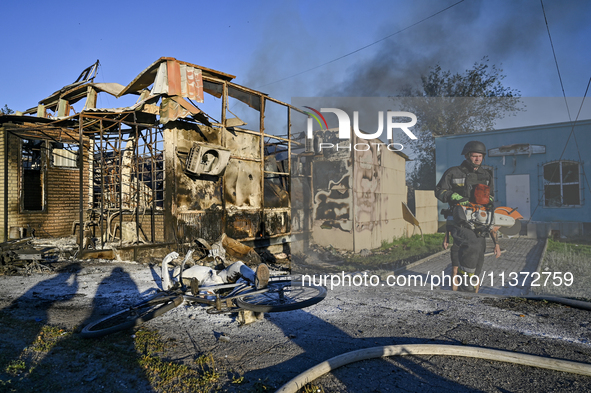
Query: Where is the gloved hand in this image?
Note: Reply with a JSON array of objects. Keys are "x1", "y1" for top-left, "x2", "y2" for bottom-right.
[{"x1": 451, "y1": 193, "x2": 470, "y2": 206}]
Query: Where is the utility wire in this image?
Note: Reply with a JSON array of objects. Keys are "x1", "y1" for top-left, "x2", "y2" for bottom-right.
[
  {"x1": 527, "y1": 0, "x2": 590, "y2": 223},
  {"x1": 257, "y1": 0, "x2": 466, "y2": 89},
  {"x1": 540, "y1": 0, "x2": 571, "y2": 122}
]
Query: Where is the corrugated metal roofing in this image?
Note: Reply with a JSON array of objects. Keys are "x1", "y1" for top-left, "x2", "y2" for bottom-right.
[{"x1": 118, "y1": 57, "x2": 232, "y2": 98}]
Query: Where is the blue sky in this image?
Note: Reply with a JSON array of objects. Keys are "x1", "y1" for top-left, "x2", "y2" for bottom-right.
[{"x1": 1, "y1": 0, "x2": 590, "y2": 116}]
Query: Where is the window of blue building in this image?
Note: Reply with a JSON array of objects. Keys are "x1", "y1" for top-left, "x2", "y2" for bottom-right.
[{"x1": 542, "y1": 160, "x2": 581, "y2": 207}]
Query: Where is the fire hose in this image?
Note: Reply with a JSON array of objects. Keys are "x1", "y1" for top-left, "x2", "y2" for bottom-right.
[{"x1": 276, "y1": 344, "x2": 591, "y2": 393}]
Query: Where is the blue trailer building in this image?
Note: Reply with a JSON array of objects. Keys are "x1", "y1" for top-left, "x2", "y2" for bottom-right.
[{"x1": 435, "y1": 119, "x2": 591, "y2": 238}]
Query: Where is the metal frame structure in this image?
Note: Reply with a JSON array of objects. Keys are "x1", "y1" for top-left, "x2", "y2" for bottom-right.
[{"x1": 0, "y1": 58, "x2": 311, "y2": 255}]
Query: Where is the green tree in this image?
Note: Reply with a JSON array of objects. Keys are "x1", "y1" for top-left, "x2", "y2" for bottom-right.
[
  {"x1": 403, "y1": 57, "x2": 522, "y2": 195},
  {"x1": 1, "y1": 104, "x2": 14, "y2": 115}
]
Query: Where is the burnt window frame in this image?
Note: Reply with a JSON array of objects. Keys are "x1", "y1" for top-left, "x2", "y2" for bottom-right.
[
  {"x1": 20, "y1": 138, "x2": 47, "y2": 213},
  {"x1": 50, "y1": 142, "x2": 80, "y2": 169},
  {"x1": 542, "y1": 160, "x2": 582, "y2": 208}
]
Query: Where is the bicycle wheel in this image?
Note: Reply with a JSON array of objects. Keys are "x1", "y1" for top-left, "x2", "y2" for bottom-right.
[
  {"x1": 80, "y1": 295, "x2": 183, "y2": 338},
  {"x1": 235, "y1": 281, "x2": 326, "y2": 313}
]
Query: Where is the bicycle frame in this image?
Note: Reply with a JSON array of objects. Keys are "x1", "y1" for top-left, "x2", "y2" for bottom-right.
[
  {"x1": 81, "y1": 251, "x2": 325, "y2": 338},
  {"x1": 170, "y1": 249, "x2": 281, "y2": 312},
  {"x1": 167, "y1": 266, "x2": 290, "y2": 314},
  {"x1": 183, "y1": 282, "x2": 272, "y2": 313}
]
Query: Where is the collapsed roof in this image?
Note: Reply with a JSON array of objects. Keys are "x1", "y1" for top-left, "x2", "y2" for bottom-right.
[{"x1": 14, "y1": 57, "x2": 299, "y2": 129}]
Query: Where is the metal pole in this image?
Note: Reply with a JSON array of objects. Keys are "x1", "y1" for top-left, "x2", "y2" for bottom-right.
[
  {"x1": 78, "y1": 114, "x2": 84, "y2": 253},
  {"x1": 287, "y1": 107, "x2": 291, "y2": 207},
  {"x1": 4, "y1": 128, "x2": 8, "y2": 242},
  {"x1": 260, "y1": 97, "x2": 265, "y2": 238},
  {"x1": 100, "y1": 120, "x2": 104, "y2": 249},
  {"x1": 150, "y1": 127, "x2": 155, "y2": 243},
  {"x1": 134, "y1": 114, "x2": 140, "y2": 244},
  {"x1": 118, "y1": 122, "x2": 123, "y2": 247},
  {"x1": 221, "y1": 82, "x2": 228, "y2": 235}
]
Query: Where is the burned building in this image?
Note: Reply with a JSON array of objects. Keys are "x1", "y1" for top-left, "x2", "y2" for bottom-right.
[
  {"x1": 0, "y1": 58, "x2": 438, "y2": 262},
  {"x1": 0, "y1": 58, "x2": 306, "y2": 259}
]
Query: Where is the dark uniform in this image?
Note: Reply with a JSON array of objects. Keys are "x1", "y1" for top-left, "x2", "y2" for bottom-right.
[{"x1": 435, "y1": 158, "x2": 494, "y2": 290}]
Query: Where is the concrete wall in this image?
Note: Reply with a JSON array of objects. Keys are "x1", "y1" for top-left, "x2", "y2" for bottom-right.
[
  {"x1": 308, "y1": 130, "x2": 411, "y2": 251},
  {"x1": 353, "y1": 139, "x2": 409, "y2": 251},
  {"x1": 414, "y1": 190, "x2": 439, "y2": 235}
]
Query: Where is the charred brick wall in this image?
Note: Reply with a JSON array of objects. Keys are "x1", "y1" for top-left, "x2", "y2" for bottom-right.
[{"x1": 1, "y1": 131, "x2": 90, "y2": 239}]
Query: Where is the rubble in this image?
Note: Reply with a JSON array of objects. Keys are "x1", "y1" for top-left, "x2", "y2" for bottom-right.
[{"x1": 0, "y1": 238, "x2": 57, "y2": 275}]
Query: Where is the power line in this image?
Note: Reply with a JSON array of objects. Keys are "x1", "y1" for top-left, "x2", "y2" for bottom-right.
[
  {"x1": 527, "y1": 0, "x2": 590, "y2": 223},
  {"x1": 540, "y1": 0, "x2": 571, "y2": 121},
  {"x1": 256, "y1": 0, "x2": 466, "y2": 89}
]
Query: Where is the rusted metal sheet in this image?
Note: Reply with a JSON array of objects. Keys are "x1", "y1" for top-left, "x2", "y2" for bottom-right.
[
  {"x1": 91, "y1": 83, "x2": 126, "y2": 97},
  {"x1": 188, "y1": 67, "x2": 204, "y2": 102},
  {"x1": 119, "y1": 57, "x2": 233, "y2": 98},
  {"x1": 159, "y1": 97, "x2": 181, "y2": 124},
  {"x1": 167, "y1": 60, "x2": 182, "y2": 96},
  {"x1": 180, "y1": 64, "x2": 188, "y2": 97},
  {"x1": 171, "y1": 96, "x2": 201, "y2": 115},
  {"x1": 118, "y1": 59, "x2": 163, "y2": 97},
  {"x1": 160, "y1": 97, "x2": 195, "y2": 124},
  {"x1": 181, "y1": 65, "x2": 204, "y2": 103}
]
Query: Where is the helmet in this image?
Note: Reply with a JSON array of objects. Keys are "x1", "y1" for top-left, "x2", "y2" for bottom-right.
[{"x1": 461, "y1": 141, "x2": 486, "y2": 156}]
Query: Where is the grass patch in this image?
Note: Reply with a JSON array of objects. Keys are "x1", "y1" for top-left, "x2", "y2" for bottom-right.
[
  {"x1": 299, "y1": 383, "x2": 325, "y2": 392},
  {"x1": 342, "y1": 233, "x2": 446, "y2": 270},
  {"x1": 546, "y1": 238, "x2": 591, "y2": 256},
  {"x1": 138, "y1": 349, "x2": 220, "y2": 392},
  {"x1": 0, "y1": 312, "x2": 228, "y2": 392},
  {"x1": 533, "y1": 238, "x2": 591, "y2": 301}
]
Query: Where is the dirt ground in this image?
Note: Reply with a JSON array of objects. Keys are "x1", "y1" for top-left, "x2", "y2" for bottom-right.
[{"x1": 1, "y1": 257, "x2": 591, "y2": 392}]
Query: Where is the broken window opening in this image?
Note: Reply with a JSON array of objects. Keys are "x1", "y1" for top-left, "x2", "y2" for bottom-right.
[
  {"x1": 288, "y1": 110, "x2": 312, "y2": 154},
  {"x1": 228, "y1": 85, "x2": 261, "y2": 111},
  {"x1": 92, "y1": 128, "x2": 165, "y2": 212},
  {"x1": 263, "y1": 99, "x2": 290, "y2": 139},
  {"x1": 51, "y1": 142, "x2": 79, "y2": 168},
  {"x1": 226, "y1": 95, "x2": 260, "y2": 132},
  {"x1": 264, "y1": 137, "x2": 290, "y2": 208},
  {"x1": 21, "y1": 139, "x2": 45, "y2": 212},
  {"x1": 136, "y1": 128, "x2": 165, "y2": 209}
]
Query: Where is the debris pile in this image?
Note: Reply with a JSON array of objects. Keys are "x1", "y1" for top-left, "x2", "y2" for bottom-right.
[
  {"x1": 169, "y1": 234, "x2": 290, "y2": 272},
  {"x1": 0, "y1": 238, "x2": 59, "y2": 275}
]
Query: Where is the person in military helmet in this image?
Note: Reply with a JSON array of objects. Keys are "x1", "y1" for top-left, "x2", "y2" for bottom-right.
[{"x1": 435, "y1": 140, "x2": 501, "y2": 292}]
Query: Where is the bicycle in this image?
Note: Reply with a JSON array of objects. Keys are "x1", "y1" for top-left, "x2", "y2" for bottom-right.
[{"x1": 80, "y1": 251, "x2": 326, "y2": 338}]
